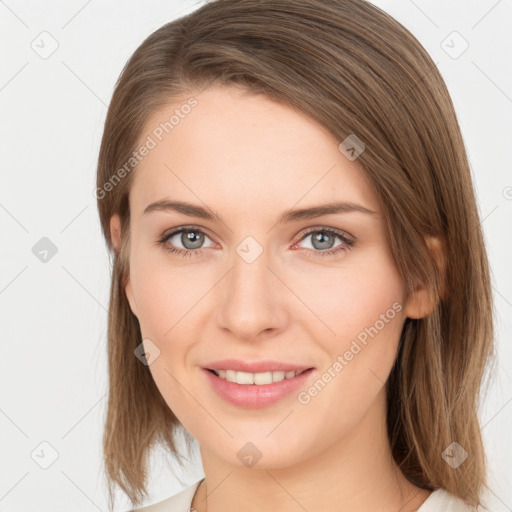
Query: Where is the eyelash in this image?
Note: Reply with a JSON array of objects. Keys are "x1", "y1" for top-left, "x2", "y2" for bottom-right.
[{"x1": 157, "y1": 225, "x2": 355, "y2": 259}]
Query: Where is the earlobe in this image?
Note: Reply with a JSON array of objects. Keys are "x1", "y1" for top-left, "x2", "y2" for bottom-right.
[{"x1": 404, "y1": 235, "x2": 446, "y2": 319}]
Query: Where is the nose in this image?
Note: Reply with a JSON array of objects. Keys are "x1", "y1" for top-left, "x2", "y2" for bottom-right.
[{"x1": 215, "y1": 246, "x2": 290, "y2": 341}]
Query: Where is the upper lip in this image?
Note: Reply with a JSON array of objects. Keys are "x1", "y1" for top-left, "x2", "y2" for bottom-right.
[{"x1": 204, "y1": 359, "x2": 314, "y2": 373}]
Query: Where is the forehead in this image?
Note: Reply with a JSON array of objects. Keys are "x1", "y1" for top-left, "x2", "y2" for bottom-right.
[{"x1": 129, "y1": 85, "x2": 379, "y2": 218}]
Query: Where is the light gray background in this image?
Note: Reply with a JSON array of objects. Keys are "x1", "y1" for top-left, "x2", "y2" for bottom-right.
[{"x1": 1, "y1": 0, "x2": 511, "y2": 510}]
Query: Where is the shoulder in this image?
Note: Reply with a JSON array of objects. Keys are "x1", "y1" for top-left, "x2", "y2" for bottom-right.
[
  {"x1": 130, "y1": 478, "x2": 204, "y2": 512},
  {"x1": 418, "y1": 489, "x2": 482, "y2": 511}
]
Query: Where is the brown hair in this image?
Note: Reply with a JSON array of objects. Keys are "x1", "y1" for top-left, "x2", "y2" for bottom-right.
[{"x1": 96, "y1": 0, "x2": 495, "y2": 509}]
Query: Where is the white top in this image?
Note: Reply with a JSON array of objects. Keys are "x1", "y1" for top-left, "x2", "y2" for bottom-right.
[{"x1": 132, "y1": 478, "x2": 479, "y2": 511}]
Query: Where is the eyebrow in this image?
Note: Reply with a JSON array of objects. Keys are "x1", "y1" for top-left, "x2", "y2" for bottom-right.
[{"x1": 143, "y1": 199, "x2": 377, "y2": 223}]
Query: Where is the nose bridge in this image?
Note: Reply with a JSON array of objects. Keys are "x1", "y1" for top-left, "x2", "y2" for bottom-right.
[{"x1": 216, "y1": 235, "x2": 287, "y2": 339}]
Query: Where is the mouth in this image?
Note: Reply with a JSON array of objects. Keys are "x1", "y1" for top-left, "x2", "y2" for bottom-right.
[
  {"x1": 202, "y1": 366, "x2": 316, "y2": 409},
  {"x1": 205, "y1": 367, "x2": 313, "y2": 385}
]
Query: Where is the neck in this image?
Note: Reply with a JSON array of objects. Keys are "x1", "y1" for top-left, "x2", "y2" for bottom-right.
[{"x1": 191, "y1": 388, "x2": 431, "y2": 512}]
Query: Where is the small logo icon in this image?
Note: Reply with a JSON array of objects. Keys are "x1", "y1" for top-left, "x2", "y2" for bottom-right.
[
  {"x1": 237, "y1": 442, "x2": 263, "y2": 468},
  {"x1": 441, "y1": 31, "x2": 469, "y2": 60},
  {"x1": 31, "y1": 441, "x2": 59, "y2": 469},
  {"x1": 338, "y1": 134, "x2": 365, "y2": 161},
  {"x1": 236, "y1": 236, "x2": 263, "y2": 264},
  {"x1": 31, "y1": 31, "x2": 59, "y2": 59},
  {"x1": 32, "y1": 237, "x2": 58, "y2": 263},
  {"x1": 442, "y1": 441, "x2": 468, "y2": 469},
  {"x1": 134, "y1": 338, "x2": 161, "y2": 365}
]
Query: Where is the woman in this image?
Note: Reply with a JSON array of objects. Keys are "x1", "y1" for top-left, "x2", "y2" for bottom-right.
[{"x1": 96, "y1": 1, "x2": 495, "y2": 510}]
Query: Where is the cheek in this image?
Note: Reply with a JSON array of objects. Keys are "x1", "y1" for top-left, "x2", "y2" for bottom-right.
[
  {"x1": 289, "y1": 253, "x2": 405, "y2": 346},
  {"x1": 129, "y1": 252, "x2": 200, "y2": 427},
  {"x1": 129, "y1": 249, "x2": 197, "y2": 339},
  {"x1": 293, "y1": 257, "x2": 405, "y2": 406},
  {"x1": 329, "y1": 275, "x2": 404, "y2": 358}
]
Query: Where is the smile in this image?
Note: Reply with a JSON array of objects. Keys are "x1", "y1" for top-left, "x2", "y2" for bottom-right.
[
  {"x1": 203, "y1": 367, "x2": 315, "y2": 409},
  {"x1": 207, "y1": 368, "x2": 309, "y2": 385}
]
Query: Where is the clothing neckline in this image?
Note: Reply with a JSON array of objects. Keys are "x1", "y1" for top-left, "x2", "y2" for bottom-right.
[{"x1": 188, "y1": 479, "x2": 465, "y2": 512}]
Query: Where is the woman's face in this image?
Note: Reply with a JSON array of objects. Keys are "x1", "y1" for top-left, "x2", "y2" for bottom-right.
[{"x1": 114, "y1": 84, "x2": 421, "y2": 469}]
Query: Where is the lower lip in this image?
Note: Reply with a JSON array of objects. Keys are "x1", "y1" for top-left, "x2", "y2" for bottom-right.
[{"x1": 202, "y1": 368, "x2": 315, "y2": 409}]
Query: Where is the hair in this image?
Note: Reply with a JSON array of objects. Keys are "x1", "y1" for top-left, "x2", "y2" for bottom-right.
[{"x1": 96, "y1": 0, "x2": 496, "y2": 509}]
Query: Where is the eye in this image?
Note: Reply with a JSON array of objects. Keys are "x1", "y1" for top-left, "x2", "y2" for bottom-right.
[
  {"x1": 294, "y1": 227, "x2": 355, "y2": 257},
  {"x1": 158, "y1": 226, "x2": 214, "y2": 258},
  {"x1": 157, "y1": 225, "x2": 355, "y2": 259}
]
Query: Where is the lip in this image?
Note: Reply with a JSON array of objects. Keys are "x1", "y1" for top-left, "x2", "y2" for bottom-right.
[
  {"x1": 204, "y1": 359, "x2": 314, "y2": 373},
  {"x1": 202, "y1": 366, "x2": 316, "y2": 409}
]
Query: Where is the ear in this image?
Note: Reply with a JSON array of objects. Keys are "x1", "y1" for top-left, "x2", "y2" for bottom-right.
[
  {"x1": 110, "y1": 213, "x2": 122, "y2": 253},
  {"x1": 109, "y1": 213, "x2": 138, "y2": 318},
  {"x1": 404, "y1": 235, "x2": 446, "y2": 319}
]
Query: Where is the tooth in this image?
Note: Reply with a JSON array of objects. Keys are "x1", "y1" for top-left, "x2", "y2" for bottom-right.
[
  {"x1": 236, "y1": 371, "x2": 254, "y2": 385},
  {"x1": 272, "y1": 371, "x2": 286, "y2": 383},
  {"x1": 226, "y1": 370, "x2": 237, "y2": 383},
  {"x1": 254, "y1": 371, "x2": 273, "y2": 385},
  {"x1": 214, "y1": 369, "x2": 306, "y2": 384}
]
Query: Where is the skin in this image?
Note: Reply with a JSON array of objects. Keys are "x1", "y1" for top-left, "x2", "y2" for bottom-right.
[{"x1": 110, "y1": 84, "x2": 442, "y2": 511}]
